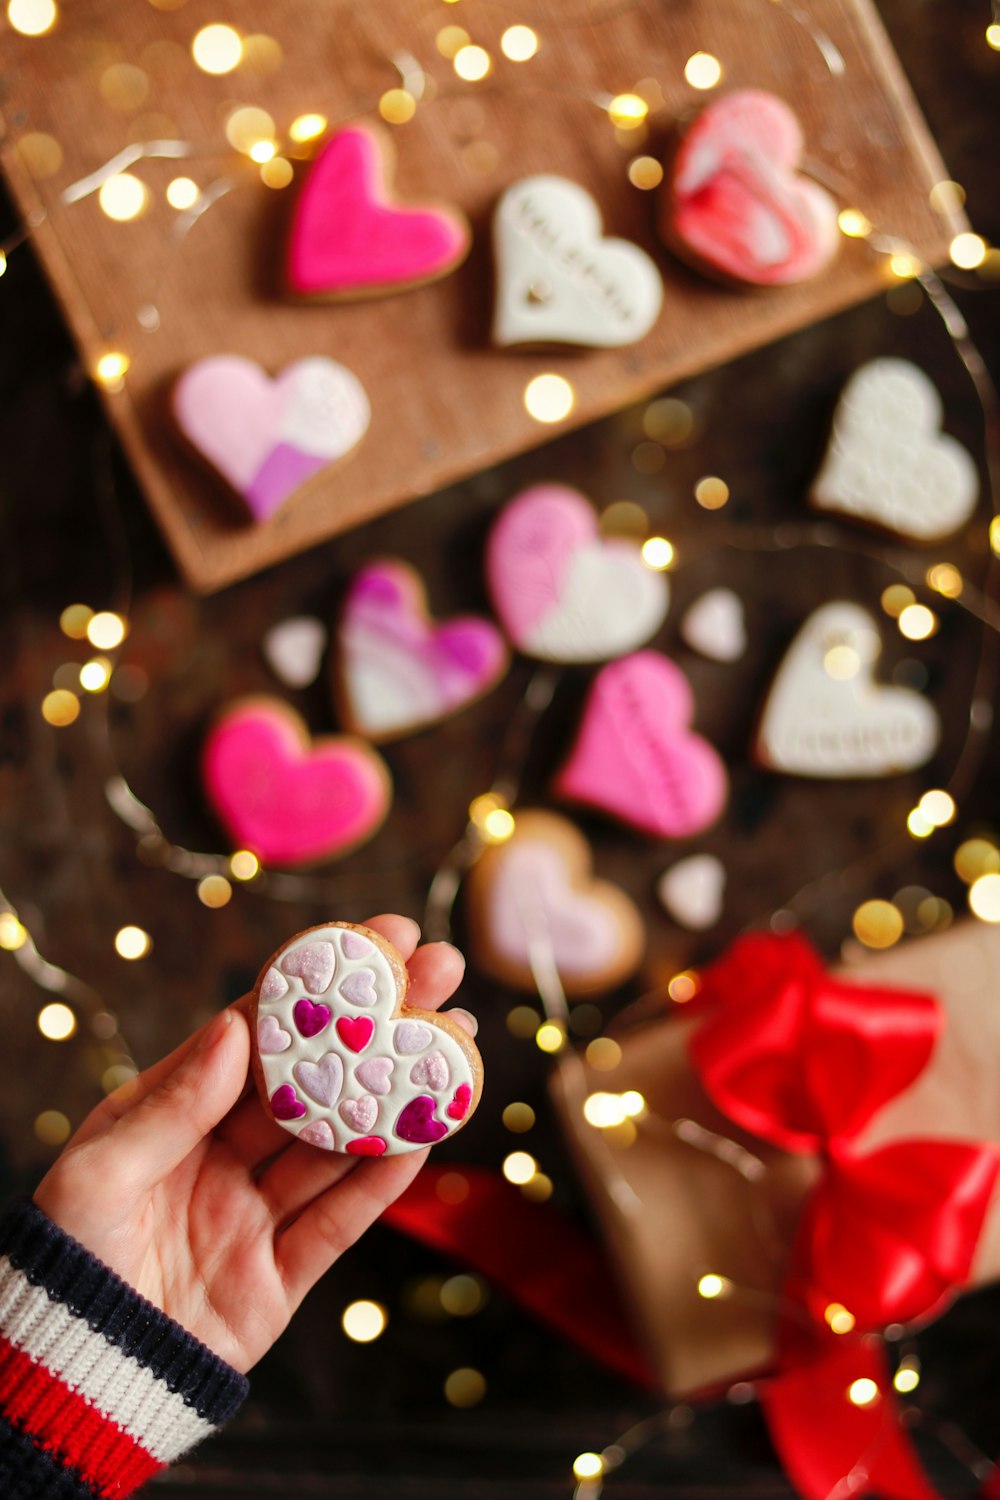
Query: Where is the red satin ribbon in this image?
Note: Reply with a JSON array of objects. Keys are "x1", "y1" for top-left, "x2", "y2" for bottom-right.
[{"x1": 689, "y1": 933, "x2": 1000, "y2": 1500}]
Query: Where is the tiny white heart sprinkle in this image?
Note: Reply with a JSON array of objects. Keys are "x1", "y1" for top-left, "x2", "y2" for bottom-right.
[
  {"x1": 657, "y1": 854, "x2": 726, "y2": 931},
  {"x1": 263, "y1": 617, "x2": 328, "y2": 688},
  {"x1": 681, "y1": 589, "x2": 746, "y2": 663}
]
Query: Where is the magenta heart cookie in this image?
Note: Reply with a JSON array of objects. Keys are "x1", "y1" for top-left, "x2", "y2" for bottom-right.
[
  {"x1": 173, "y1": 356, "x2": 370, "y2": 522},
  {"x1": 465, "y1": 809, "x2": 644, "y2": 998},
  {"x1": 486, "y1": 485, "x2": 669, "y2": 663},
  {"x1": 252, "y1": 922, "x2": 484, "y2": 1156},
  {"x1": 554, "y1": 651, "x2": 727, "y2": 839},
  {"x1": 286, "y1": 122, "x2": 471, "y2": 299},
  {"x1": 663, "y1": 90, "x2": 838, "y2": 286},
  {"x1": 201, "y1": 698, "x2": 391, "y2": 868},
  {"x1": 337, "y1": 559, "x2": 509, "y2": 741}
]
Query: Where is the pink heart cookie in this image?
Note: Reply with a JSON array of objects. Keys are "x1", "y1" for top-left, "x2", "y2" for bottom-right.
[
  {"x1": 486, "y1": 485, "x2": 669, "y2": 663},
  {"x1": 286, "y1": 122, "x2": 471, "y2": 299},
  {"x1": 337, "y1": 560, "x2": 509, "y2": 742},
  {"x1": 173, "y1": 356, "x2": 370, "y2": 523},
  {"x1": 202, "y1": 698, "x2": 391, "y2": 869},
  {"x1": 663, "y1": 90, "x2": 838, "y2": 286},
  {"x1": 465, "y1": 809, "x2": 644, "y2": 998},
  {"x1": 252, "y1": 922, "x2": 483, "y2": 1156},
  {"x1": 553, "y1": 651, "x2": 728, "y2": 839}
]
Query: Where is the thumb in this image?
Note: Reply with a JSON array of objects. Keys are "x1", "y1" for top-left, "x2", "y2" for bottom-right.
[{"x1": 104, "y1": 1007, "x2": 251, "y2": 1193}]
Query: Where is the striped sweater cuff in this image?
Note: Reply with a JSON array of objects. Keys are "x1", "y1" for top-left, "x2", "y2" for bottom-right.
[{"x1": 0, "y1": 1199, "x2": 248, "y2": 1498}]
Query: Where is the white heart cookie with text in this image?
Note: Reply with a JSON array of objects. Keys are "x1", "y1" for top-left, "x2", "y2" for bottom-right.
[
  {"x1": 493, "y1": 175, "x2": 663, "y2": 349},
  {"x1": 656, "y1": 854, "x2": 726, "y2": 930},
  {"x1": 811, "y1": 359, "x2": 979, "y2": 541},
  {"x1": 681, "y1": 589, "x2": 747, "y2": 662},
  {"x1": 756, "y1": 601, "x2": 940, "y2": 777}
]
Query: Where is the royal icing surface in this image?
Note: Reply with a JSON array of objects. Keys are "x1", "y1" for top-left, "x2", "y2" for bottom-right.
[
  {"x1": 286, "y1": 123, "x2": 470, "y2": 298},
  {"x1": 173, "y1": 356, "x2": 369, "y2": 522},
  {"x1": 492, "y1": 174, "x2": 663, "y2": 348},
  {"x1": 486, "y1": 485, "x2": 669, "y2": 663},
  {"x1": 554, "y1": 651, "x2": 727, "y2": 839},
  {"x1": 756, "y1": 602, "x2": 941, "y2": 777},
  {"x1": 202, "y1": 700, "x2": 391, "y2": 867},
  {"x1": 811, "y1": 359, "x2": 979, "y2": 541},
  {"x1": 681, "y1": 588, "x2": 747, "y2": 662},
  {"x1": 666, "y1": 90, "x2": 838, "y2": 286},
  {"x1": 255, "y1": 924, "x2": 480, "y2": 1155},
  {"x1": 338, "y1": 560, "x2": 508, "y2": 740}
]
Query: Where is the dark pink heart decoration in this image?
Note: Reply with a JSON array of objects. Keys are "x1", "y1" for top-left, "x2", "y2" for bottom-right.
[
  {"x1": 293, "y1": 998, "x2": 332, "y2": 1039},
  {"x1": 395, "y1": 1095, "x2": 448, "y2": 1144},
  {"x1": 345, "y1": 1135, "x2": 387, "y2": 1157},
  {"x1": 447, "y1": 1084, "x2": 473, "y2": 1122},
  {"x1": 270, "y1": 1085, "x2": 307, "y2": 1121},
  {"x1": 336, "y1": 1015, "x2": 375, "y2": 1053}
]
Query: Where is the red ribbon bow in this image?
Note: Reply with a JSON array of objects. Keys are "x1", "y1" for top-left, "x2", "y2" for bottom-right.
[{"x1": 690, "y1": 932, "x2": 1000, "y2": 1500}]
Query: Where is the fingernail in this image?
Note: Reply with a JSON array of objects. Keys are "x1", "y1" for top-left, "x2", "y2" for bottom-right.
[
  {"x1": 197, "y1": 1008, "x2": 233, "y2": 1052},
  {"x1": 448, "y1": 1006, "x2": 478, "y2": 1038}
]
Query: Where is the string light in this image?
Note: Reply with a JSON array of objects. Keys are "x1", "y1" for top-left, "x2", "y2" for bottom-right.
[
  {"x1": 502, "y1": 1102, "x2": 535, "y2": 1132},
  {"x1": 535, "y1": 1021, "x2": 566, "y2": 1054},
  {"x1": 697, "y1": 1273, "x2": 731, "y2": 1299},
  {"x1": 847, "y1": 1378, "x2": 880, "y2": 1407},
  {"x1": 607, "y1": 93, "x2": 648, "y2": 128},
  {"x1": 0, "y1": 914, "x2": 28, "y2": 951},
  {"x1": 641, "y1": 536, "x2": 674, "y2": 569},
  {"x1": 897, "y1": 603, "x2": 938, "y2": 640},
  {"x1": 86, "y1": 611, "x2": 127, "y2": 649},
  {"x1": 893, "y1": 1361, "x2": 920, "y2": 1393},
  {"x1": 260, "y1": 157, "x2": 293, "y2": 189},
  {"x1": 288, "y1": 113, "x2": 327, "y2": 143},
  {"x1": 906, "y1": 807, "x2": 934, "y2": 839},
  {"x1": 500, "y1": 25, "x2": 539, "y2": 61},
  {"x1": 667, "y1": 970, "x2": 699, "y2": 1003},
  {"x1": 165, "y1": 176, "x2": 199, "y2": 210},
  {"x1": 443, "y1": 1368, "x2": 486, "y2": 1407},
  {"x1": 38, "y1": 1002, "x2": 76, "y2": 1041},
  {"x1": 684, "y1": 51, "x2": 723, "y2": 89},
  {"x1": 824, "y1": 645, "x2": 860, "y2": 680},
  {"x1": 506, "y1": 1005, "x2": 540, "y2": 1039},
  {"x1": 453, "y1": 44, "x2": 491, "y2": 81},
  {"x1": 573, "y1": 1454, "x2": 604, "y2": 1481},
  {"x1": 954, "y1": 839, "x2": 1000, "y2": 883},
  {"x1": 7, "y1": 0, "x2": 57, "y2": 36},
  {"x1": 225, "y1": 106, "x2": 275, "y2": 154},
  {"x1": 585, "y1": 1037, "x2": 622, "y2": 1071},
  {"x1": 968, "y1": 873, "x2": 1000, "y2": 923},
  {"x1": 34, "y1": 1110, "x2": 71, "y2": 1146},
  {"x1": 520, "y1": 1171, "x2": 553, "y2": 1202},
  {"x1": 114, "y1": 925, "x2": 151, "y2": 960},
  {"x1": 79, "y1": 657, "x2": 112, "y2": 693},
  {"x1": 926, "y1": 562, "x2": 963, "y2": 597},
  {"x1": 583, "y1": 1092, "x2": 629, "y2": 1128},
  {"x1": 341, "y1": 1300, "x2": 387, "y2": 1342},
  {"x1": 929, "y1": 180, "x2": 966, "y2": 213},
  {"x1": 987, "y1": 22, "x2": 1000, "y2": 49},
  {"x1": 197, "y1": 874, "x2": 232, "y2": 908},
  {"x1": 888, "y1": 251, "x2": 921, "y2": 279},
  {"x1": 59, "y1": 604, "x2": 93, "y2": 639},
  {"x1": 41, "y1": 689, "x2": 80, "y2": 727},
  {"x1": 502, "y1": 1151, "x2": 537, "y2": 1185},
  {"x1": 0, "y1": 251, "x2": 6, "y2": 277},
  {"x1": 94, "y1": 353, "x2": 130, "y2": 390},
  {"x1": 435, "y1": 25, "x2": 469, "y2": 57},
  {"x1": 694, "y1": 476, "x2": 729, "y2": 509},
  {"x1": 628, "y1": 155, "x2": 664, "y2": 190},
  {"x1": 918, "y1": 790, "x2": 956, "y2": 827},
  {"x1": 852, "y1": 900, "x2": 903, "y2": 949},
  {"x1": 881, "y1": 583, "x2": 915, "y2": 616},
  {"x1": 523, "y1": 373, "x2": 574, "y2": 423},
  {"x1": 229, "y1": 850, "x2": 260, "y2": 881},
  {"x1": 98, "y1": 173, "x2": 148, "y2": 222},
  {"x1": 949, "y1": 232, "x2": 988, "y2": 270},
  {"x1": 837, "y1": 208, "x2": 871, "y2": 238},
  {"x1": 249, "y1": 139, "x2": 276, "y2": 163},
  {"x1": 990, "y1": 516, "x2": 1000, "y2": 557},
  {"x1": 191, "y1": 24, "x2": 243, "y2": 74},
  {"x1": 379, "y1": 88, "x2": 416, "y2": 124},
  {"x1": 824, "y1": 1303, "x2": 856, "y2": 1334}
]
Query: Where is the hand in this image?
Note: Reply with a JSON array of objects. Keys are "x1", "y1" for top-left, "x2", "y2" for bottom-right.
[{"x1": 34, "y1": 916, "x2": 468, "y2": 1373}]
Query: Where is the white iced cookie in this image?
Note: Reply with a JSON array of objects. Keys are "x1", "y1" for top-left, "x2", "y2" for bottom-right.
[
  {"x1": 811, "y1": 359, "x2": 979, "y2": 541},
  {"x1": 492, "y1": 175, "x2": 663, "y2": 348},
  {"x1": 755, "y1": 601, "x2": 940, "y2": 777},
  {"x1": 252, "y1": 922, "x2": 482, "y2": 1155}
]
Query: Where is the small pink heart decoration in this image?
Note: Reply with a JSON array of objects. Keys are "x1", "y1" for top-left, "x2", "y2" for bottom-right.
[
  {"x1": 286, "y1": 123, "x2": 471, "y2": 299},
  {"x1": 486, "y1": 485, "x2": 669, "y2": 663},
  {"x1": 663, "y1": 90, "x2": 838, "y2": 286},
  {"x1": 395, "y1": 1096, "x2": 448, "y2": 1145},
  {"x1": 554, "y1": 651, "x2": 727, "y2": 840},
  {"x1": 257, "y1": 1016, "x2": 292, "y2": 1055},
  {"x1": 293, "y1": 998, "x2": 332, "y2": 1040},
  {"x1": 173, "y1": 355, "x2": 370, "y2": 522},
  {"x1": 253, "y1": 922, "x2": 482, "y2": 1155},
  {"x1": 337, "y1": 560, "x2": 508, "y2": 741},
  {"x1": 202, "y1": 699, "x2": 391, "y2": 869},
  {"x1": 355, "y1": 1056, "x2": 394, "y2": 1095},
  {"x1": 339, "y1": 1095, "x2": 379, "y2": 1134},
  {"x1": 336, "y1": 1015, "x2": 375, "y2": 1053}
]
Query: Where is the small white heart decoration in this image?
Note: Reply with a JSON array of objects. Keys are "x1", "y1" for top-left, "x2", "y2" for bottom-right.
[
  {"x1": 263, "y1": 617, "x2": 328, "y2": 689},
  {"x1": 492, "y1": 175, "x2": 663, "y2": 349},
  {"x1": 681, "y1": 589, "x2": 747, "y2": 662},
  {"x1": 811, "y1": 358, "x2": 979, "y2": 541},
  {"x1": 656, "y1": 854, "x2": 726, "y2": 931},
  {"x1": 756, "y1": 601, "x2": 940, "y2": 777}
]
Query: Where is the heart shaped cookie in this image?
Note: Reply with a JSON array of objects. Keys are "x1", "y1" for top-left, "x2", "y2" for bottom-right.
[
  {"x1": 554, "y1": 651, "x2": 727, "y2": 839},
  {"x1": 202, "y1": 698, "x2": 391, "y2": 867},
  {"x1": 465, "y1": 809, "x2": 644, "y2": 997},
  {"x1": 755, "y1": 602, "x2": 940, "y2": 777},
  {"x1": 492, "y1": 174, "x2": 663, "y2": 348},
  {"x1": 336, "y1": 559, "x2": 509, "y2": 742},
  {"x1": 286, "y1": 122, "x2": 471, "y2": 299},
  {"x1": 252, "y1": 922, "x2": 483, "y2": 1155},
  {"x1": 486, "y1": 484, "x2": 669, "y2": 663},
  {"x1": 662, "y1": 90, "x2": 838, "y2": 286},
  {"x1": 172, "y1": 356, "x2": 370, "y2": 522},
  {"x1": 681, "y1": 588, "x2": 747, "y2": 662},
  {"x1": 810, "y1": 359, "x2": 979, "y2": 541}
]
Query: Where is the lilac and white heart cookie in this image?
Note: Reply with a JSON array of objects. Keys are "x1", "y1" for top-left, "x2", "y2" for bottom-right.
[{"x1": 252, "y1": 922, "x2": 483, "y2": 1155}]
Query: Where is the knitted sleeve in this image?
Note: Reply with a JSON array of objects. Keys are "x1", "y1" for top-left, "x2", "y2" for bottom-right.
[{"x1": 0, "y1": 1199, "x2": 249, "y2": 1499}]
